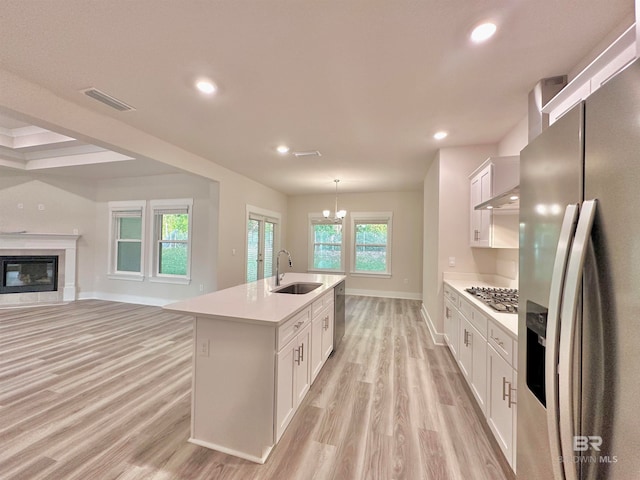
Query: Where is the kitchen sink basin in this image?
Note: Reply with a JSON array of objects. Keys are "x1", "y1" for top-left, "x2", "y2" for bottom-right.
[{"x1": 272, "y1": 282, "x2": 323, "y2": 295}]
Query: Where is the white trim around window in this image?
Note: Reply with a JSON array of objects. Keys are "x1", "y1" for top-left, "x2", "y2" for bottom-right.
[
  {"x1": 107, "y1": 200, "x2": 146, "y2": 281},
  {"x1": 148, "y1": 198, "x2": 193, "y2": 285},
  {"x1": 308, "y1": 213, "x2": 345, "y2": 273},
  {"x1": 350, "y1": 211, "x2": 393, "y2": 277}
]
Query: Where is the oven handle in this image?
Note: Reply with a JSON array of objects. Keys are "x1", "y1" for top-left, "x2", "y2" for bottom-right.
[
  {"x1": 545, "y1": 203, "x2": 579, "y2": 480},
  {"x1": 558, "y1": 199, "x2": 597, "y2": 480}
]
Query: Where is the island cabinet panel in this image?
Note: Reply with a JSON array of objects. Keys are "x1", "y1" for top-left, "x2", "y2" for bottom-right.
[
  {"x1": 311, "y1": 290, "x2": 335, "y2": 381},
  {"x1": 276, "y1": 334, "x2": 296, "y2": 439},
  {"x1": 321, "y1": 302, "x2": 334, "y2": 360},
  {"x1": 191, "y1": 316, "x2": 276, "y2": 463},
  {"x1": 164, "y1": 273, "x2": 345, "y2": 464},
  {"x1": 276, "y1": 320, "x2": 311, "y2": 440}
]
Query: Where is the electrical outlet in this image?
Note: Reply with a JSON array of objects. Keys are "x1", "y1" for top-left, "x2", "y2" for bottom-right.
[
  {"x1": 198, "y1": 339, "x2": 210, "y2": 357},
  {"x1": 199, "y1": 284, "x2": 204, "y2": 292}
]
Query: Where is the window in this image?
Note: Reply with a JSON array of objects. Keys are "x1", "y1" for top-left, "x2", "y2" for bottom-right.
[
  {"x1": 246, "y1": 206, "x2": 281, "y2": 283},
  {"x1": 309, "y1": 215, "x2": 344, "y2": 272},
  {"x1": 350, "y1": 212, "x2": 393, "y2": 276},
  {"x1": 108, "y1": 201, "x2": 146, "y2": 280},
  {"x1": 150, "y1": 199, "x2": 193, "y2": 283}
]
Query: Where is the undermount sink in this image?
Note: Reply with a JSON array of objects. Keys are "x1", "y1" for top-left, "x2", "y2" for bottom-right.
[{"x1": 272, "y1": 282, "x2": 323, "y2": 295}]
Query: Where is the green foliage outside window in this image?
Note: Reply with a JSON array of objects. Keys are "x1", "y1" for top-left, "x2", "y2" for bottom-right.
[
  {"x1": 158, "y1": 213, "x2": 189, "y2": 275},
  {"x1": 313, "y1": 224, "x2": 342, "y2": 270},
  {"x1": 355, "y1": 223, "x2": 388, "y2": 272}
]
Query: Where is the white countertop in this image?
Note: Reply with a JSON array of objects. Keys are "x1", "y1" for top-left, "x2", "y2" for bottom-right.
[
  {"x1": 163, "y1": 273, "x2": 346, "y2": 325},
  {"x1": 444, "y1": 279, "x2": 518, "y2": 337}
]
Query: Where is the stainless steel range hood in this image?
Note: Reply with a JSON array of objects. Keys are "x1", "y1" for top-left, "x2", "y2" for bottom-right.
[
  {"x1": 471, "y1": 155, "x2": 520, "y2": 211},
  {"x1": 474, "y1": 184, "x2": 520, "y2": 210}
]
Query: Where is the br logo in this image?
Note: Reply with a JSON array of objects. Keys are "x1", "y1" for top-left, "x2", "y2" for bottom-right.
[{"x1": 573, "y1": 436, "x2": 602, "y2": 452}]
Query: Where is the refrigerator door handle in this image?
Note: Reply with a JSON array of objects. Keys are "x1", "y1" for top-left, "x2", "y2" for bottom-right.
[
  {"x1": 546, "y1": 203, "x2": 579, "y2": 480},
  {"x1": 558, "y1": 199, "x2": 598, "y2": 480}
]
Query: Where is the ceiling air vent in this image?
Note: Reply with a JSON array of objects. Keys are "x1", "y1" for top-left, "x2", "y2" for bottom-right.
[
  {"x1": 293, "y1": 150, "x2": 322, "y2": 158},
  {"x1": 81, "y1": 88, "x2": 136, "y2": 112}
]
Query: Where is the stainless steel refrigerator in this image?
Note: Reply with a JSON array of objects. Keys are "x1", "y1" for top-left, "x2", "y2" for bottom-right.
[{"x1": 517, "y1": 58, "x2": 640, "y2": 479}]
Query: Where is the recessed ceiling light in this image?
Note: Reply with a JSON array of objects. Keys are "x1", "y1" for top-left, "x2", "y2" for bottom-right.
[
  {"x1": 276, "y1": 145, "x2": 290, "y2": 154},
  {"x1": 196, "y1": 80, "x2": 217, "y2": 95},
  {"x1": 470, "y1": 22, "x2": 497, "y2": 43},
  {"x1": 434, "y1": 131, "x2": 448, "y2": 140}
]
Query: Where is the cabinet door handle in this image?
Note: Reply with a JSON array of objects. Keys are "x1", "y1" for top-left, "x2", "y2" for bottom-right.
[
  {"x1": 445, "y1": 306, "x2": 450, "y2": 318},
  {"x1": 294, "y1": 347, "x2": 301, "y2": 365},
  {"x1": 502, "y1": 376, "x2": 509, "y2": 402},
  {"x1": 508, "y1": 384, "x2": 517, "y2": 409},
  {"x1": 323, "y1": 315, "x2": 329, "y2": 330},
  {"x1": 299, "y1": 343, "x2": 304, "y2": 362}
]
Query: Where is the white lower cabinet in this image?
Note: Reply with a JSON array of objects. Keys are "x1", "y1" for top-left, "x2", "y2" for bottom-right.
[
  {"x1": 276, "y1": 321, "x2": 311, "y2": 441},
  {"x1": 443, "y1": 282, "x2": 517, "y2": 471},
  {"x1": 321, "y1": 306, "x2": 334, "y2": 360},
  {"x1": 487, "y1": 343, "x2": 517, "y2": 469},
  {"x1": 186, "y1": 283, "x2": 339, "y2": 464},
  {"x1": 311, "y1": 301, "x2": 334, "y2": 381},
  {"x1": 458, "y1": 316, "x2": 488, "y2": 414},
  {"x1": 444, "y1": 298, "x2": 460, "y2": 358}
]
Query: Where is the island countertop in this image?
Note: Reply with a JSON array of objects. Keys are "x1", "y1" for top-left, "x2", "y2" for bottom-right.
[{"x1": 163, "y1": 273, "x2": 346, "y2": 325}]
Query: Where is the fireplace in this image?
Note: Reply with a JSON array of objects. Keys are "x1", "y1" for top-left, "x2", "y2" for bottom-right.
[{"x1": 1, "y1": 256, "x2": 59, "y2": 294}]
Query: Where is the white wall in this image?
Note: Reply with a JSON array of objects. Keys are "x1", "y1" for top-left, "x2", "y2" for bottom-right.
[
  {"x1": 422, "y1": 152, "x2": 440, "y2": 334},
  {"x1": 498, "y1": 115, "x2": 528, "y2": 157},
  {"x1": 0, "y1": 174, "x2": 97, "y2": 293},
  {"x1": 421, "y1": 145, "x2": 500, "y2": 338},
  {"x1": 287, "y1": 190, "x2": 423, "y2": 299},
  {"x1": 0, "y1": 68, "x2": 289, "y2": 292},
  {"x1": 90, "y1": 173, "x2": 219, "y2": 305}
]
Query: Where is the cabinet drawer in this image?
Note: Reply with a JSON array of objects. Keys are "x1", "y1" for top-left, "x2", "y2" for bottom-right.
[
  {"x1": 444, "y1": 284, "x2": 459, "y2": 307},
  {"x1": 459, "y1": 298, "x2": 487, "y2": 339},
  {"x1": 312, "y1": 290, "x2": 334, "y2": 318},
  {"x1": 469, "y1": 307, "x2": 488, "y2": 340},
  {"x1": 488, "y1": 320, "x2": 515, "y2": 367},
  {"x1": 278, "y1": 308, "x2": 310, "y2": 350}
]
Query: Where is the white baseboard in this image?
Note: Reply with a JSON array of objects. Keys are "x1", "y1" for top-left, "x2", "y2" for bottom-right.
[
  {"x1": 345, "y1": 288, "x2": 422, "y2": 301},
  {"x1": 421, "y1": 303, "x2": 445, "y2": 345},
  {"x1": 78, "y1": 291, "x2": 171, "y2": 307},
  {"x1": 187, "y1": 438, "x2": 271, "y2": 464}
]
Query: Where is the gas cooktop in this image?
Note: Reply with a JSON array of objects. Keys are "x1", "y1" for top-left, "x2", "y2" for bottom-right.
[{"x1": 465, "y1": 286, "x2": 519, "y2": 314}]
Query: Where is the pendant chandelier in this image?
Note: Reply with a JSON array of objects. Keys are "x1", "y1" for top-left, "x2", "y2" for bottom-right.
[{"x1": 323, "y1": 179, "x2": 347, "y2": 222}]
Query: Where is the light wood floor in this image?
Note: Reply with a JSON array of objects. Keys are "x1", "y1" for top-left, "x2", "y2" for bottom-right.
[{"x1": 0, "y1": 297, "x2": 512, "y2": 480}]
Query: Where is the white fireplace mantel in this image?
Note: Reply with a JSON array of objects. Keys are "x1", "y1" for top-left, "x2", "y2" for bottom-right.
[{"x1": 0, "y1": 233, "x2": 81, "y2": 301}]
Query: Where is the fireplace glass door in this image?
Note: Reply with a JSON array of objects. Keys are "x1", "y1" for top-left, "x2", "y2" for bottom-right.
[{"x1": 1, "y1": 256, "x2": 59, "y2": 294}]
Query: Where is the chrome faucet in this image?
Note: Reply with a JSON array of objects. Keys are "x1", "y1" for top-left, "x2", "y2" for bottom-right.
[{"x1": 275, "y1": 249, "x2": 293, "y2": 286}]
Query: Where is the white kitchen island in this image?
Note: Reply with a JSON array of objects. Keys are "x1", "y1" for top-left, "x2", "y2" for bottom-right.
[{"x1": 163, "y1": 273, "x2": 345, "y2": 463}]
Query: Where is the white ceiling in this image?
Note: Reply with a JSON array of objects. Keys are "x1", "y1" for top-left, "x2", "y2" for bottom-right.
[{"x1": 0, "y1": 0, "x2": 634, "y2": 194}]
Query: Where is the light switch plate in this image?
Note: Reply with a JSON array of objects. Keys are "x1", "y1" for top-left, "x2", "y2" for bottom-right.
[{"x1": 448, "y1": 256, "x2": 456, "y2": 267}]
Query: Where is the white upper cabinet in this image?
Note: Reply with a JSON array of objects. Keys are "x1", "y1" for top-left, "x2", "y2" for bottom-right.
[
  {"x1": 545, "y1": 24, "x2": 636, "y2": 125},
  {"x1": 469, "y1": 156, "x2": 519, "y2": 249},
  {"x1": 470, "y1": 164, "x2": 492, "y2": 247}
]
